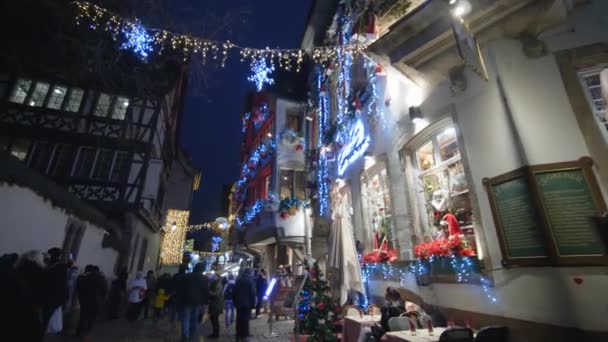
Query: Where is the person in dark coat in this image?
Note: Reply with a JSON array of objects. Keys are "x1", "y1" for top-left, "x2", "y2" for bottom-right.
[
  {"x1": 12, "y1": 251, "x2": 46, "y2": 342},
  {"x1": 76, "y1": 265, "x2": 107, "y2": 338},
  {"x1": 233, "y1": 269, "x2": 256, "y2": 341},
  {"x1": 107, "y1": 269, "x2": 128, "y2": 320},
  {"x1": 255, "y1": 269, "x2": 268, "y2": 317},
  {"x1": 178, "y1": 263, "x2": 209, "y2": 341},
  {"x1": 42, "y1": 247, "x2": 69, "y2": 329},
  {"x1": 169, "y1": 264, "x2": 188, "y2": 325},
  {"x1": 207, "y1": 274, "x2": 224, "y2": 338}
]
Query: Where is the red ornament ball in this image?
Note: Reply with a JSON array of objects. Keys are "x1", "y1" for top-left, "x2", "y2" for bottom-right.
[
  {"x1": 296, "y1": 144, "x2": 303, "y2": 151},
  {"x1": 280, "y1": 212, "x2": 289, "y2": 219},
  {"x1": 317, "y1": 302, "x2": 326, "y2": 310}
]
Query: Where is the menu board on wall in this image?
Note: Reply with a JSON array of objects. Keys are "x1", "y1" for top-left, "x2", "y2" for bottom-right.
[
  {"x1": 485, "y1": 158, "x2": 608, "y2": 266},
  {"x1": 534, "y1": 167, "x2": 607, "y2": 257},
  {"x1": 484, "y1": 169, "x2": 549, "y2": 266}
]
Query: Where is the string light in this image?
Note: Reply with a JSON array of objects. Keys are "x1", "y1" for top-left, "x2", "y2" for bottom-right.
[
  {"x1": 160, "y1": 209, "x2": 189, "y2": 265},
  {"x1": 247, "y1": 58, "x2": 275, "y2": 91},
  {"x1": 120, "y1": 19, "x2": 154, "y2": 61},
  {"x1": 73, "y1": 1, "x2": 367, "y2": 72}
]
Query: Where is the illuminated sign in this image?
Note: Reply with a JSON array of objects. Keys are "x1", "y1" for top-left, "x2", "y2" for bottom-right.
[
  {"x1": 337, "y1": 118, "x2": 370, "y2": 176},
  {"x1": 264, "y1": 277, "x2": 278, "y2": 300}
]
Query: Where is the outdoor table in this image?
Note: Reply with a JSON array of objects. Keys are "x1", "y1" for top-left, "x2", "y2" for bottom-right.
[
  {"x1": 343, "y1": 315, "x2": 380, "y2": 342},
  {"x1": 383, "y1": 327, "x2": 447, "y2": 342}
]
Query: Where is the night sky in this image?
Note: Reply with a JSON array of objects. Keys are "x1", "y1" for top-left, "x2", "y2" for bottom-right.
[{"x1": 179, "y1": 1, "x2": 313, "y2": 224}]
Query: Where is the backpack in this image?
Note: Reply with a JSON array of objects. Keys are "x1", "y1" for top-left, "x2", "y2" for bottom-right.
[{"x1": 224, "y1": 283, "x2": 235, "y2": 301}]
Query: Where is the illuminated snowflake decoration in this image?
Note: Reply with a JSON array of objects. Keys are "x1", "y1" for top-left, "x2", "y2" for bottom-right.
[
  {"x1": 211, "y1": 236, "x2": 222, "y2": 252},
  {"x1": 247, "y1": 58, "x2": 275, "y2": 91},
  {"x1": 120, "y1": 21, "x2": 154, "y2": 61}
]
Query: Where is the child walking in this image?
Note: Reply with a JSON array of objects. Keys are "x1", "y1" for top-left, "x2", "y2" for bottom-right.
[{"x1": 153, "y1": 288, "x2": 170, "y2": 323}]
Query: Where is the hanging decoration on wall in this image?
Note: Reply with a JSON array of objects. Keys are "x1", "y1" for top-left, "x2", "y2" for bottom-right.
[
  {"x1": 336, "y1": 118, "x2": 370, "y2": 176},
  {"x1": 73, "y1": 1, "x2": 367, "y2": 70},
  {"x1": 247, "y1": 58, "x2": 275, "y2": 91}
]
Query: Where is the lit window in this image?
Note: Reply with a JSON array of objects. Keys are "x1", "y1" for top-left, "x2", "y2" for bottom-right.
[
  {"x1": 361, "y1": 161, "x2": 393, "y2": 248},
  {"x1": 94, "y1": 93, "x2": 111, "y2": 117},
  {"x1": 46, "y1": 86, "x2": 67, "y2": 110},
  {"x1": 112, "y1": 96, "x2": 129, "y2": 120},
  {"x1": 416, "y1": 140, "x2": 435, "y2": 171},
  {"x1": 10, "y1": 138, "x2": 30, "y2": 161},
  {"x1": 66, "y1": 89, "x2": 84, "y2": 112},
  {"x1": 28, "y1": 82, "x2": 50, "y2": 107},
  {"x1": 73, "y1": 147, "x2": 96, "y2": 178},
  {"x1": 280, "y1": 169, "x2": 306, "y2": 199},
  {"x1": 579, "y1": 67, "x2": 608, "y2": 143},
  {"x1": 92, "y1": 149, "x2": 114, "y2": 180},
  {"x1": 9, "y1": 79, "x2": 32, "y2": 104}
]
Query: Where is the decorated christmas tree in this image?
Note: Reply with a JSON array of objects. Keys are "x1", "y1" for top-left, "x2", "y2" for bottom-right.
[{"x1": 297, "y1": 261, "x2": 340, "y2": 341}]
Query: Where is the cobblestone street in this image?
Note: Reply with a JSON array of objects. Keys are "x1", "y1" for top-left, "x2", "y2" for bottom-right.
[{"x1": 46, "y1": 313, "x2": 295, "y2": 342}]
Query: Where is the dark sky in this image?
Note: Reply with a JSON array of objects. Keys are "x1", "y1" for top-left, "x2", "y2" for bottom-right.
[{"x1": 179, "y1": 0, "x2": 313, "y2": 224}]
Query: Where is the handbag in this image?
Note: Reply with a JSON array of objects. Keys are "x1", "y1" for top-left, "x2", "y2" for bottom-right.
[{"x1": 46, "y1": 307, "x2": 63, "y2": 334}]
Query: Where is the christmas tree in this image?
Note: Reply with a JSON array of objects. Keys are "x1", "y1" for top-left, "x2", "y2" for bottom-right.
[{"x1": 297, "y1": 261, "x2": 340, "y2": 341}]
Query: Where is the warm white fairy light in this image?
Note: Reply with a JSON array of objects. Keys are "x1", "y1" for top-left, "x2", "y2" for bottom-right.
[{"x1": 160, "y1": 209, "x2": 189, "y2": 265}]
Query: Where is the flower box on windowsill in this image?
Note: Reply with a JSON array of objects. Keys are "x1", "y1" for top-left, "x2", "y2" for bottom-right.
[{"x1": 416, "y1": 256, "x2": 482, "y2": 286}]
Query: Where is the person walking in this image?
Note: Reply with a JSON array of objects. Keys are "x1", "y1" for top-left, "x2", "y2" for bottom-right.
[
  {"x1": 76, "y1": 265, "x2": 107, "y2": 339},
  {"x1": 207, "y1": 273, "x2": 223, "y2": 338},
  {"x1": 255, "y1": 269, "x2": 268, "y2": 317},
  {"x1": 126, "y1": 272, "x2": 147, "y2": 323},
  {"x1": 12, "y1": 251, "x2": 47, "y2": 342},
  {"x1": 152, "y1": 288, "x2": 170, "y2": 323},
  {"x1": 178, "y1": 263, "x2": 209, "y2": 341},
  {"x1": 107, "y1": 269, "x2": 128, "y2": 320},
  {"x1": 233, "y1": 269, "x2": 255, "y2": 341},
  {"x1": 169, "y1": 264, "x2": 188, "y2": 327},
  {"x1": 42, "y1": 247, "x2": 69, "y2": 332},
  {"x1": 143, "y1": 270, "x2": 156, "y2": 319},
  {"x1": 223, "y1": 274, "x2": 236, "y2": 330}
]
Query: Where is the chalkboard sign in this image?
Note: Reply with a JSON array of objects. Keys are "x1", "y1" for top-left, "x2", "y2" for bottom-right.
[
  {"x1": 484, "y1": 169, "x2": 549, "y2": 266},
  {"x1": 534, "y1": 168, "x2": 607, "y2": 257}
]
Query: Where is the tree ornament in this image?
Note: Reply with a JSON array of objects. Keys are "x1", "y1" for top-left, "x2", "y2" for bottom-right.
[
  {"x1": 296, "y1": 144, "x2": 303, "y2": 151},
  {"x1": 280, "y1": 212, "x2": 289, "y2": 219}
]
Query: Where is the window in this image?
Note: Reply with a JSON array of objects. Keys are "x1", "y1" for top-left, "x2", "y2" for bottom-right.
[
  {"x1": 46, "y1": 86, "x2": 67, "y2": 110},
  {"x1": 94, "y1": 93, "x2": 112, "y2": 117},
  {"x1": 287, "y1": 110, "x2": 302, "y2": 134},
  {"x1": 361, "y1": 161, "x2": 393, "y2": 248},
  {"x1": 93, "y1": 93, "x2": 129, "y2": 120},
  {"x1": 112, "y1": 96, "x2": 129, "y2": 120},
  {"x1": 579, "y1": 67, "x2": 608, "y2": 143},
  {"x1": 110, "y1": 151, "x2": 130, "y2": 182},
  {"x1": 66, "y1": 88, "x2": 84, "y2": 112},
  {"x1": 28, "y1": 142, "x2": 54, "y2": 174},
  {"x1": 73, "y1": 147, "x2": 96, "y2": 178},
  {"x1": 409, "y1": 124, "x2": 476, "y2": 251},
  {"x1": 50, "y1": 144, "x2": 76, "y2": 177},
  {"x1": 10, "y1": 138, "x2": 31, "y2": 161},
  {"x1": 91, "y1": 149, "x2": 114, "y2": 180},
  {"x1": 62, "y1": 222, "x2": 85, "y2": 261},
  {"x1": 279, "y1": 169, "x2": 306, "y2": 199},
  {"x1": 28, "y1": 82, "x2": 50, "y2": 107},
  {"x1": 9, "y1": 79, "x2": 32, "y2": 104}
]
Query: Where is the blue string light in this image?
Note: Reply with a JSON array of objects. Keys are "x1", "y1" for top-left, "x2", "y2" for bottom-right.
[
  {"x1": 315, "y1": 68, "x2": 330, "y2": 216},
  {"x1": 247, "y1": 58, "x2": 275, "y2": 91},
  {"x1": 120, "y1": 20, "x2": 154, "y2": 61}
]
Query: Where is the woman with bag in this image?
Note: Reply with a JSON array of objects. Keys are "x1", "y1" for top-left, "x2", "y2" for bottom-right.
[{"x1": 126, "y1": 272, "x2": 147, "y2": 323}]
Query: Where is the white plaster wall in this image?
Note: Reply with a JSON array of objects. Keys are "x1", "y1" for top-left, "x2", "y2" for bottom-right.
[
  {"x1": 128, "y1": 216, "x2": 162, "y2": 277},
  {"x1": 0, "y1": 184, "x2": 118, "y2": 277}
]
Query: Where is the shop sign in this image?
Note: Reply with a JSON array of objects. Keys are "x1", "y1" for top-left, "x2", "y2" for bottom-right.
[{"x1": 337, "y1": 118, "x2": 370, "y2": 176}]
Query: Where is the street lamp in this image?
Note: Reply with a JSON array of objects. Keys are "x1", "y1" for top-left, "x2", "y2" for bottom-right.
[{"x1": 449, "y1": 0, "x2": 472, "y2": 18}]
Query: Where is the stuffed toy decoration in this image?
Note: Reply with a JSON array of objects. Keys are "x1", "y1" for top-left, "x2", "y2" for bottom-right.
[
  {"x1": 431, "y1": 190, "x2": 450, "y2": 212},
  {"x1": 441, "y1": 213, "x2": 462, "y2": 236}
]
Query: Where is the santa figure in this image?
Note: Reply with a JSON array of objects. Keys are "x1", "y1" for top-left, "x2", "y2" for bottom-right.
[{"x1": 441, "y1": 212, "x2": 462, "y2": 237}]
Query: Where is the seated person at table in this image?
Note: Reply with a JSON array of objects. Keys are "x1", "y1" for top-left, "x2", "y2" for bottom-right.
[{"x1": 357, "y1": 287, "x2": 405, "y2": 342}]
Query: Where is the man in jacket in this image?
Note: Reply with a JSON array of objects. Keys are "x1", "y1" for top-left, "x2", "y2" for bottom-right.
[
  {"x1": 178, "y1": 263, "x2": 209, "y2": 341},
  {"x1": 76, "y1": 265, "x2": 107, "y2": 339},
  {"x1": 207, "y1": 273, "x2": 224, "y2": 339},
  {"x1": 233, "y1": 269, "x2": 256, "y2": 341}
]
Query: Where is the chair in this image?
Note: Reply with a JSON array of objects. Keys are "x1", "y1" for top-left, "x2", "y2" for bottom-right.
[
  {"x1": 439, "y1": 327, "x2": 475, "y2": 342},
  {"x1": 388, "y1": 316, "x2": 411, "y2": 332},
  {"x1": 343, "y1": 305, "x2": 363, "y2": 317},
  {"x1": 475, "y1": 326, "x2": 509, "y2": 342},
  {"x1": 368, "y1": 304, "x2": 382, "y2": 316}
]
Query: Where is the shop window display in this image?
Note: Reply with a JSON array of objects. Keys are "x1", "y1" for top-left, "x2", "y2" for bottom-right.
[
  {"x1": 410, "y1": 125, "x2": 477, "y2": 254},
  {"x1": 361, "y1": 161, "x2": 393, "y2": 250}
]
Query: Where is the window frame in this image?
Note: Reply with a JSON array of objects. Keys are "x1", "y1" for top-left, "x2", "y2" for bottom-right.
[{"x1": 92, "y1": 92, "x2": 129, "y2": 120}]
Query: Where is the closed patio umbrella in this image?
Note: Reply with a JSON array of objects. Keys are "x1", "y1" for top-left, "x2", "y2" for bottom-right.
[{"x1": 328, "y1": 193, "x2": 364, "y2": 305}]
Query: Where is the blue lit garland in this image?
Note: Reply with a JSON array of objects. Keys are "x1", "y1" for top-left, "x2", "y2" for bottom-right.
[
  {"x1": 242, "y1": 112, "x2": 251, "y2": 133},
  {"x1": 361, "y1": 255, "x2": 498, "y2": 304},
  {"x1": 248, "y1": 58, "x2": 275, "y2": 91},
  {"x1": 315, "y1": 68, "x2": 331, "y2": 216},
  {"x1": 120, "y1": 20, "x2": 154, "y2": 61}
]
